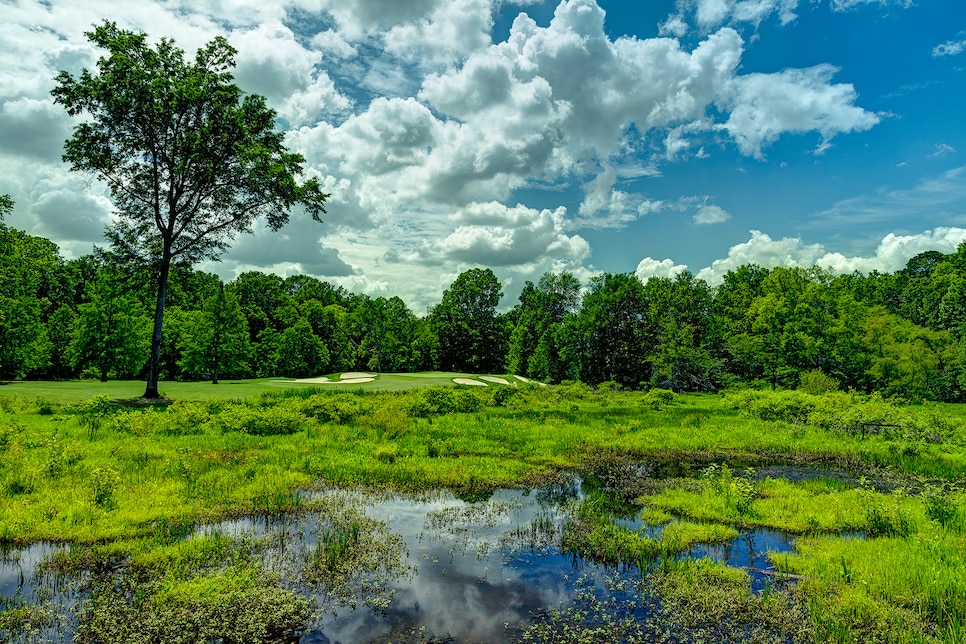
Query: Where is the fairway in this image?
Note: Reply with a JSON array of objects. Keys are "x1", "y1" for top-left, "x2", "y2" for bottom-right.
[{"x1": 0, "y1": 372, "x2": 525, "y2": 403}]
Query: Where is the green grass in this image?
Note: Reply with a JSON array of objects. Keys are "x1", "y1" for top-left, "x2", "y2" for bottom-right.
[
  {"x1": 0, "y1": 372, "x2": 529, "y2": 403},
  {"x1": 2, "y1": 381, "x2": 966, "y2": 642}
]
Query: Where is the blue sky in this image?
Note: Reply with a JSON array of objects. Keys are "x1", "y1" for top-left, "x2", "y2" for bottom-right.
[{"x1": 1, "y1": 0, "x2": 964, "y2": 311}]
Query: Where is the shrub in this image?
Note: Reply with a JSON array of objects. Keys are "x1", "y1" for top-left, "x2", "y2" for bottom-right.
[
  {"x1": 217, "y1": 403, "x2": 305, "y2": 436},
  {"x1": 642, "y1": 388, "x2": 677, "y2": 410},
  {"x1": 402, "y1": 385, "x2": 483, "y2": 417},
  {"x1": 89, "y1": 466, "x2": 121, "y2": 508},
  {"x1": 299, "y1": 394, "x2": 366, "y2": 424},
  {"x1": 74, "y1": 394, "x2": 113, "y2": 440},
  {"x1": 798, "y1": 369, "x2": 840, "y2": 394},
  {"x1": 163, "y1": 401, "x2": 213, "y2": 436}
]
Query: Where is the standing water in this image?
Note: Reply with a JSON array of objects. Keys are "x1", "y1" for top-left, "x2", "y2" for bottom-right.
[{"x1": 1, "y1": 478, "x2": 801, "y2": 643}]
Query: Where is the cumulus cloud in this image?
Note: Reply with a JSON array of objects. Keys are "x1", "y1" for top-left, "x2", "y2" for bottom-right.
[
  {"x1": 719, "y1": 65, "x2": 880, "y2": 158},
  {"x1": 693, "y1": 204, "x2": 731, "y2": 224},
  {"x1": 0, "y1": 0, "x2": 909, "y2": 312},
  {"x1": 223, "y1": 217, "x2": 358, "y2": 277},
  {"x1": 635, "y1": 257, "x2": 689, "y2": 282},
  {"x1": 0, "y1": 98, "x2": 70, "y2": 161},
  {"x1": 30, "y1": 184, "x2": 113, "y2": 243},
  {"x1": 403, "y1": 202, "x2": 590, "y2": 267},
  {"x1": 317, "y1": 0, "x2": 441, "y2": 39},
  {"x1": 694, "y1": 228, "x2": 966, "y2": 284},
  {"x1": 384, "y1": 0, "x2": 494, "y2": 65}
]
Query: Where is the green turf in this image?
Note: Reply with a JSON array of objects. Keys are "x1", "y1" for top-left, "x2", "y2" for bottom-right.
[{"x1": 0, "y1": 372, "x2": 527, "y2": 403}]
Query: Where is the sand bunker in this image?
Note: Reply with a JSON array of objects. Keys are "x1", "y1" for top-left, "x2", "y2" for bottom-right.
[
  {"x1": 294, "y1": 372, "x2": 376, "y2": 384},
  {"x1": 514, "y1": 375, "x2": 531, "y2": 383},
  {"x1": 453, "y1": 378, "x2": 487, "y2": 386},
  {"x1": 479, "y1": 376, "x2": 510, "y2": 385}
]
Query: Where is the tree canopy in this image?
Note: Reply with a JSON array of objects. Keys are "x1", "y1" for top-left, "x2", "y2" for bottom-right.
[{"x1": 51, "y1": 22, "x2": 328, "y2": 397}]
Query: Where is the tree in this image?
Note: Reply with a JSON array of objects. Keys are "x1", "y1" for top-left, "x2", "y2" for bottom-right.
[
  {"x1": 52, "y1": 22, "x2": 328, "y2": 398},
  {"x1": 0, "y1": 194, "x2": 12, "y2": 221},
  {"x1": 71, "y1": 271, "x2": 151, "y2": 381},
  {"x1": 46, "y1": 305, "x2": 79, "y2": 379},
  {"x1": 428, "y1": 268, "x2": 505, "y2": 373},
  {"x1": 277, "y1": 318, "x2": 328, "y2": 378},
  {"x1": 0, "y1": 209, "x2": 58, "y2": 379},
  {"x1": 643, "y1": 272, "x2": 721, "y2": 391},
  {"x1": 357, "y1": 296, "x2": 425, "y2": 372},
  {"x1": 572, "y1": 273, "x2": 651, "y2": 387},
  {"x1": 507, "y1": 272, "x2": 581, "y2": 380},
  {"x1": 180, "y1": 285, "x2": 250, "y2": 383}
]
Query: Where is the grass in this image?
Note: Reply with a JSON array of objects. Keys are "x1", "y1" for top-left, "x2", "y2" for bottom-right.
[
  {"x1": 0, "y1": 371, "x2": 526, "y2": 403},
  {"x1": 1, "y1": 381, "x2": 965, "y2": 642}
]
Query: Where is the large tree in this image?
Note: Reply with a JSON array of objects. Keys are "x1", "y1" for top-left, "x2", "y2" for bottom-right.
[
  {"x1": 71, "y1": 270, "x2": 151, "y2": 382},
  {"x1": 180, "y1": 285, "x2": 250, "y2": 383},
  {"x1": 429, "y1": 268, "x2": 505, "y2": 373},
  {"x1": 52, "y1": 22, "x2": 328, "y2": 398},
  {"x1": 0, "y1": 205, "x2": 59, "y2": 379}
]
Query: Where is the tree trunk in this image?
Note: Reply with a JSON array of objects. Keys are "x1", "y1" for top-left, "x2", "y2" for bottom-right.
[{"x1": 143, "y1": 254, "x2": 171, "y2": 399}]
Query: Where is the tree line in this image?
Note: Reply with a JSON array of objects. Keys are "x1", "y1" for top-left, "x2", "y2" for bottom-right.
[
  {"x1": 2, "y1": 210, "x2": 965, "y2": 401},
  {"x1": 3, "y1": 22, "x2": 964, "y2": 403}
]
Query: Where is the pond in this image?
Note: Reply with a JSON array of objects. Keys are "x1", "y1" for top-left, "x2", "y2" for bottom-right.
[{"x1": 1, "y1": 476, "x2": 804, "y2": 643}]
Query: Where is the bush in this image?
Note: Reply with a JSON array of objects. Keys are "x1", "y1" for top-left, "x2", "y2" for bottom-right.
[
  {"x1": 89, "y1": 466, "x2": 120, "y2": 508},
  {"x1": 725, "y1": 389, "x2": 817, "y2": 424},
  {"x1": 217, "y1": 403, "x2": 305, "y2": 436},
  {"x1": 299, "y1": 394, "x2": 367, "y2": 425},
  {"x1": 402, "y1": 385, "x2": 485, "y2": 417},
  {"x1": 798, "y1": 369, "x2": 840, "y2": 395},
  {"x1": 642, "y1": 388, "x2": 678, "y2": 410}
]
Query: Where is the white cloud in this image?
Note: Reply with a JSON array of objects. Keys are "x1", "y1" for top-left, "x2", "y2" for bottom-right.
[
  {"x1": 694, "y1": 204, "x2": 731, "y2": 224},
  {"x1": 0, "y1": 98, "x2": 70, "y2": 161},
  {"x1": 408, "y1": 202, "x2": 590, "y2": 267},
  {"x1": 696, "y1": 230, "x2": 830, "y2": 282},
  {"x1": 579, "y1": 166, "x2": 620, "y2": 217},
  {"x1": 933, "y1": 38, "x2": 966, "y2": 57},
  {"x1": 829, "y1": 0, "x2": 912, "y2": 10},
  {"x1": 0, "y1": 0, "x2": 904, "y2": 313},
  {"x1": 930, "y1": 144, "x2": 956, "y2": 159},
  {"x1": 694, "y1": 227, "x2": 966, "y2": 284},
  {"x1": 719, "y1": 65, "x2": 880, "y2": 158},
  {"x1": 384, "y1": 0, "x2": 494, "y2": 65},
  {"x1": 635, "y1": 257, "x2": 689, "y2": 282},
  {"x1": 317, "y1": 0, "x2": 442, "y2": 39}
]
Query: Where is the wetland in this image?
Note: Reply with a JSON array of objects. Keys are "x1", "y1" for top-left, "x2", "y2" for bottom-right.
[{"x1": 1, "y1": 380, "x2": 964, "y2": 642}]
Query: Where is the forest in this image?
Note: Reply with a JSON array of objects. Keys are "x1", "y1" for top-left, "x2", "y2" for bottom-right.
[{"x1": 3, "y1": 213, "x2": 965, "y2": 402}]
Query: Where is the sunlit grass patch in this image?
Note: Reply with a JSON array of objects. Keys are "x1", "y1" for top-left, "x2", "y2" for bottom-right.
[
  {"x1": 776, "y1": 526, "x2": 966, "y2": 643},
  {"x1": 640, "y1": 468, "x2": 902, "y2": 534},
  {"x1": 654, "y1": 557, "x2": 810, "y2": 643},
  {"x1": 77, "y1": 566, "x2": 312, "y2": 644}
]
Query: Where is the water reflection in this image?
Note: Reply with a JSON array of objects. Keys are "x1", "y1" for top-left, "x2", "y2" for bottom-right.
[{"x1": 2, "y1": 480, "x2": 808, "y2": 643}]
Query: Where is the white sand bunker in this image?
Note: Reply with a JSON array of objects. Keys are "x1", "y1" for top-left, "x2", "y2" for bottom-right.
[
  {"x1": 453, "y1": 378, "x2": 487, "y2": 386},
  {"x1": 479, "y1": 376, "x2": 510, "y2": 385},
  {"x1": 340, "y1": 372, "x2": 375, "y2": 379},
  {"x1": 295, "y1": 372, "x2": 376, "y2": 384},
  {"x1": 514, "y1": 375, "x2": 531, "y2": 383}
]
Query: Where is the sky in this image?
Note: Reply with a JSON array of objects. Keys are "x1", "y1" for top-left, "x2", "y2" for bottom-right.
[{"x1": 1, "y1": 0, "x2": 965, "y2": 313}]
